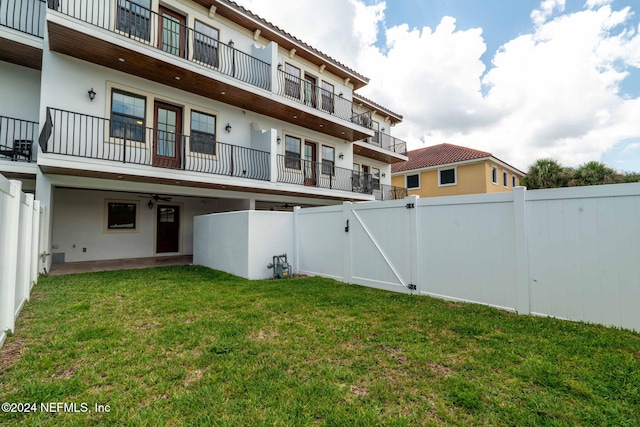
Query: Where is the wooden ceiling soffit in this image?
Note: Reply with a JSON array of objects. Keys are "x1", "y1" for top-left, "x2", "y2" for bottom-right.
[
  {"x1": 46, "y1": 21, "x2": 370, "y2": 141},
  {"x1": 0, "y1": 37, "x2": 42, "y2": 70}
]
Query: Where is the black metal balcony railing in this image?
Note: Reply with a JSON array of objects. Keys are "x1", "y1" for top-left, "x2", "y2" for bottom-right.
[
  {"x1": 0, "y1": 0, "x2": 46, "y2": 37},
  {"x1": 0, "y1": 116, "x2": 38, "y2": 162},
  {"x1": 40, "y1": 108, "x2": 270, "y2": 181},
  {"x1": 368, "y1": 131, "x2": 407, "y2": 155},
  {"x1": 276, "y1": 69, "x2": 373, "y2": 128},
  {"x1": 375, "y1": 184, "x2": 408, "y2": 201},
  {"x1": 49, "y1": 0, "x2": 271, "y2": 90},
  {"x1": 278, "y1": 155, "x2": 372, "y2": 194}
]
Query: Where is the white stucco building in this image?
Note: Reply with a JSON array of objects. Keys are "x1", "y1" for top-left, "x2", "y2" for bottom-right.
[{"x1": 0, "y1": 0, "x2": 407, "y2": 266}]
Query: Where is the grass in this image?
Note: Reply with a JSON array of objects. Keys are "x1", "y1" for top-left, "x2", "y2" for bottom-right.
[{"x1": 0, "y1": 266, "x2": 639, "y2": 426}]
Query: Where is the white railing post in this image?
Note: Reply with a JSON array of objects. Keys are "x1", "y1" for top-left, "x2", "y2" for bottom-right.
[
  {"x1": 30, "y1": 200, "x2": 41, "y2": 288},
  {"x1": 0, "y1": 179, "x2": 22, "y2": 338},
  {"x1": 513, "y1": 186, "x2": 530, "y2": 314},
  {"x1": 342, "y1": 201, "x2": 353, "y2": 284},
  {"x1": 407, "y1": 195, "x2": 420, "y2": 293},
  {"x1": 293, "y1": 206, "x2": 300, "y2": 274},
  {"x1": 16, "y1": 193, "x2": 34, "y2": 315}
]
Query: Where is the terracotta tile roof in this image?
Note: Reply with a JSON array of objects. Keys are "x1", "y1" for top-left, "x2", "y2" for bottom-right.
[
  {"x1": 391, "y1": 143, "x2": 493, "y2": 173},
  {"x1": 219, "y1": 0, "x2": 369, "y2": 86},
  {"x1": 352, "y1": 93, "x2": 403, "y2": 122}
]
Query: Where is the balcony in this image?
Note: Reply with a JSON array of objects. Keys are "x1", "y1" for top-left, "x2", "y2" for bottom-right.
[
  {"x1": 375, "y1": 184, "x2": 407, "y2": 201},
  {"x1": 0, "y1": 115, "x2": 38, "y2": 163},
  {"x1": 276, "y1": 68, "x2": 372, "y2": 129},
  {"x1": 39, "y1": 107, "x2": 271, "y2": 181},
  {"x1": 0, "y1": 0, "x2": 45, "y2": 69},
  {"x1": 46, "y1": 0, "x2": 374, "y2": 141},
  {"x1": 353, "y1": 130, "x2": 408, "y2": 164},
  {"x1": 277, "y1": 157, "x2": 405, "y2": 198}
]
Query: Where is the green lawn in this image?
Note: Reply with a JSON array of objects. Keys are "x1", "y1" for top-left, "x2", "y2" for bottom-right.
[{"x1": 1, "y1": 266, "x2": 639, "y2": 426}]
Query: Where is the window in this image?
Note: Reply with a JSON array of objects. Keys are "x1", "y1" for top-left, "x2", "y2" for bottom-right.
[
  {"x1": 116, "y1": 0, "x2": 151, "y2": 41},
  {"x1": 190, "y1": 111, "x2": 216, "y2": 155},
  {"x1": 491, "y1": 166, "x2": 498, "y2": 184},
  {"x1": 321, "y1": 81, "x2": 334, "y2": 113},
  {"x1": 322, "y1": 145, "x2": 335, "y2": 175},
  {"x1": 194, "y1": 20, "x2": 219, "y2": 67},
  {"x1": 512, "y1": 175, "x2": 517, "y2": 187},
  {"x1": 503, "y1": 171, "x2": 508, "y2": 187},
  {"x1": 110, "y1": 89, "x2": 146, "y2": 142},
  {"x1": 284, "y1": 63, "x2": 301, "y2": 99},
  {"x1": 285, "y1": 135, "x2": 301, "y2": 169},
  {"x1": 371, "y1": 120, "x2": 381, "y2": 144},
  {"x1": 372, "y1": 167, "x2": 380, "y2": 190},
  {"x1": 406, "y1": 174, "x2": 420, "y2": 189},
  {"x1": 439, "y1": 168, "x2": 456, "y2": 186},
  {"x1": 106, "y1": 201, "x2": 138, "y2": 231}
]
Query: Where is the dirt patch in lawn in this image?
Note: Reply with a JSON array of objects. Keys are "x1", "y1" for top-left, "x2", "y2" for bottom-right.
[{"x1": 0, "y1": 336, "x2": 27, "y2": 372}]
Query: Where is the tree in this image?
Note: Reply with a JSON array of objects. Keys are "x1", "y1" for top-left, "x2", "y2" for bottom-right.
[
  {"x1": 521, "y1": 158, "x2": 569, "y2": 189},
  {"x1": 569, "y1": 161, "x2": 621, "y2": 186},
  {"x1": 624, "y1": 172, "x2": 640, "y2": 183}
]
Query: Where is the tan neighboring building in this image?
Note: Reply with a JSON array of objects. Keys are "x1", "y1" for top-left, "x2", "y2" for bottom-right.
[{"x1": 391, "y1": 144, "x2": 526, "y2": 198}]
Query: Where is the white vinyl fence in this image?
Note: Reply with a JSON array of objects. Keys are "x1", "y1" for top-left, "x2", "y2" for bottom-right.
[
  {"x1": 0, "y1": 174, "x2": 43, "y2": 348},
  {"x1": 195, "y1": 183, "x2": 640, "y2": 331}
]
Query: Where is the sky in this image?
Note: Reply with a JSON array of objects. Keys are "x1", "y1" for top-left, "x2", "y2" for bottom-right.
[{"x1": 234, "y1": 0, "x2": 640, "y2": 172}]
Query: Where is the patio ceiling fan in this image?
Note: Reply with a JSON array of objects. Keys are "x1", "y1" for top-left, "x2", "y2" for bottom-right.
[{"x1": 141, "y1": 194, "x2": 172, "y2": 209}]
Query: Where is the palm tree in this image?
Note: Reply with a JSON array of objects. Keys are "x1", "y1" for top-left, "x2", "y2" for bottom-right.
[{"x1": 521, "y1": 158, "x2": 568, "y2": 189}]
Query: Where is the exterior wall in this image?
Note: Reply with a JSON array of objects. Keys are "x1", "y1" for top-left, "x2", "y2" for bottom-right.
[
  {"x1": 194, "y1": 210, "x2": 293, "y2": 280},
  {"x1": 485, "y1": 162, "x2": 521, "y2": 193},
  {"x1": 0, "y1": 61, "x2": 41, "y2": 121},
  {"x1": 50, "y1": 187, "x2": 221, "y2": 262},
  {"x1": 393, "y1": 160, "x2": 522, "y2": 198}
]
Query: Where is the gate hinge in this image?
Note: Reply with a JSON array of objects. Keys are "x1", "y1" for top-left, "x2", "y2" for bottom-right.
[
  {"x1": 406, "y1": 203, "x2": 415, "y2": 209},
  {"x1": 407, "y1": 283, "x2": 417, "y2": 290}
]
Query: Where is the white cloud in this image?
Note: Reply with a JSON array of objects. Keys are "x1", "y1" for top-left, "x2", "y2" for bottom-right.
[
  {"x1": 531, "y1": 0, "x2": 566, "y2": 26},
  {"x1": 233, "y1": 0, "x2": 640, "y2": 171}
]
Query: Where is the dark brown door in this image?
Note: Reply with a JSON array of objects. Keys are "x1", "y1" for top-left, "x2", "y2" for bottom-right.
[
  {"x1": 304, "y1": 142, "x2": 316, "y2": 186},
  {"x1": 153, "y1": 101, "x2": 182, "y2": 169},
  {"x1": 158, "y1": 6, "x2": 186, "y2": 57},
  {"x1": 157, "y1": 205, "x2": 180, "y2": 253}
]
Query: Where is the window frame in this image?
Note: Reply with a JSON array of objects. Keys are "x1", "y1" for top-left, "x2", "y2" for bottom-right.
[
  {"x1": 491, "y1": 166, "x2": 498, "y2": 185},
  {"x1": 503, "y1": 170, "x2": 508, "y2": 188},
  {"x1": 321, "y1": 80, "x2": 335, "y2": 113},
  {"x1": 321, "y1": 145, "x2": 335, "y2": 176},
  {"x1": 406, "y1": 173, "x2": 420, "y2": 189},
  {"x1": 110, "y1": 89, "x2": 147, "y2": 143},
  {"x1": 284, "y1": 63, "x2": 301, "y2": 100},
  {"x1": 193, "y1": 20, "x2": 220, "y2": 67},
  {"x1": 189, "y1": 110, "x2": 217, "y2": 156},
  {"x1": 284, "y1": 134, "x2": 302, "y2": 170},
  {"x1": 512, "y1": 175, "x2": 517, "y2": 187},
  {"x1": 371, "y1": 167, "x2": 381, "y2": 190},
  {"x1": 104, "y1": 199, "x2": 139, "y2": 234},
  {"x1": 438, "y1": 167, "x2": 457, "y2": 187},
  {"x1": 115, "y1": 0, "x2": 152, "y2": 42}
]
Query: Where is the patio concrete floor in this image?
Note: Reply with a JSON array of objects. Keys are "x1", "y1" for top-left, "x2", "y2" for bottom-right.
[{"x1": 48, "y1": 255, "x2": 193, "y2": 276}]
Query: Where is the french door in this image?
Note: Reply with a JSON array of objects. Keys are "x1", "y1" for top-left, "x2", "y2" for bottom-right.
[
  {"x1": 304, "y1": 142, "x2": 316, "y2": 186},
  {"x1": 153, "y1": 102, "x2": 182, "y2": 169},
  {"x1": 158, "y1": 6, "x2": 186, "y2": 57}
]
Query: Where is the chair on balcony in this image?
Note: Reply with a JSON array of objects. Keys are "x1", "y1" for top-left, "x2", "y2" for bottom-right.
[{"x1": 0, "y1": 140, "x2": 33, "y2": 162}]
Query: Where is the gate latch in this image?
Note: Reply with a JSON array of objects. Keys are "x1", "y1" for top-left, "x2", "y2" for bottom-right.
[
  {"x1": 406, "y1": 203, "x2": 415, "y2": 209},
  {"x1": 407, "y1": 284, "x2": 417, "y2": 290}
]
